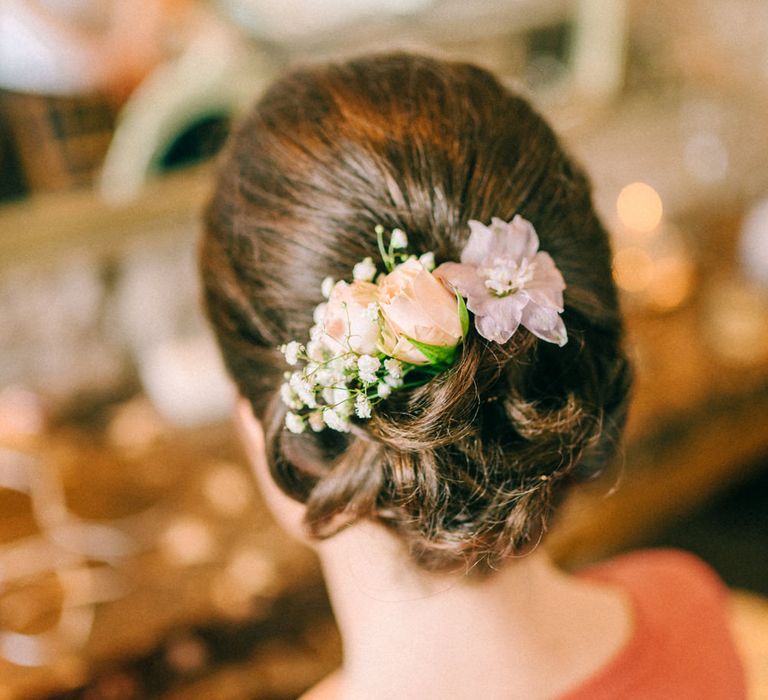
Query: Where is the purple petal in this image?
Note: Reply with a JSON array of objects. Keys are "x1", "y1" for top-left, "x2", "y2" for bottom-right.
[
  {"x1": 462, "y1": 221, "x2": 495, "y2": 265},
  {"x1": 520, "y1": 302, "x2": 568, "y2": 346},
  {"x1": 485, "y1": 216, "x2": 540, "y2": 263},
  {"x1": 525, "y1": 252, "x2": 566, "y2": 310},
  {"x1": 510, "y1": 215, "x2": 541, "y2": 260},
  {"x1": 474, "y1": 294, "x2": 527, "y2": 343},
  {"x1": 476, "y1": 313, "x2": 517, "y2": 344},
  {"x1": 487, "y1": 292, "x2": 527, "y2": 325}
]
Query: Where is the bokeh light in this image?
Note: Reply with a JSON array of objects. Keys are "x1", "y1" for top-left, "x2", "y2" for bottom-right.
[
  {"x1": 203, "y1": 463, "x2": 253, "y2": 517},
  {"x1": 160, "y1": 517, "x2": 215, "y2": 566},
  {"x1": 0, "y1": 386, "x2": 46, "y2": 444},
  {"x1": 616, "y1": 182, "x2": 664, "y2": 234},
  {"x1": 225, "y1": 547, "x2": 278, "y2": 595},
  {"x1": 703, "y1": 279, "x2": 768, "y2": 366},
  {"x1": 645, "y1": 255, "x2": 695, "y2": 311},
  {"x1": 164, "y1": 634, "x2": 208, "y2": 675},
  {"x1": 612, "y1": 247, "x2": 655, "y2": 293}
]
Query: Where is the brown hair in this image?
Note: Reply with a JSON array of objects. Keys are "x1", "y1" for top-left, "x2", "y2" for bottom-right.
[{"x1": 200, "y1": 53, "x2": 631, "y2": 573}]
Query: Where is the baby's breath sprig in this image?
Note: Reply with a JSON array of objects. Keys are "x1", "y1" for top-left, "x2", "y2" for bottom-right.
[
  {"x1": 279, "y1": 225, "x2": 465, "y2": 434},
  {"x1": 279, "y1": 342, "x2": 410, "y2": 434},
  {"x1": 376, "y1": 225, "x2": 411, "y2": 272}
]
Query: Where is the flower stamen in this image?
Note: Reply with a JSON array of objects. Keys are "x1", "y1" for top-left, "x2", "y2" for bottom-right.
[{"x1": 480, "y1": 257, "x2": 537, "y2": 297}]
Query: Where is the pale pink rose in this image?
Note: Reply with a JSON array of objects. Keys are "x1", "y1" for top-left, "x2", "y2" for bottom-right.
[
  {"x1": 378, "y1": 258, "x2": 463, "y2": 364},
  {"x1": 322, "y1": 280, "x2": 380, "y2": 355}
]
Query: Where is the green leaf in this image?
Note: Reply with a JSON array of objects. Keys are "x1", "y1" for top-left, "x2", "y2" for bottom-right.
[
  {"x1": 405, "y1": 336, "x2": 458, "y2": 369},
  {"x1": 457, "y1": 292, "x2": 470, "y2": 338}
]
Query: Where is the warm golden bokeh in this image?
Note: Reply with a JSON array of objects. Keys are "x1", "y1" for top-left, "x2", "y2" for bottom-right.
[
  {"x1": 1, "y1": 1, "x2": 767, "y2": 697},
  {"x1": 617, "y1": 182, "x2": 664, "y2": 234}
]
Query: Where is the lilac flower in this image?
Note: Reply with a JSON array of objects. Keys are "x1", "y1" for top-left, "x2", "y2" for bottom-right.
[{"x1": 435, "y1": 216, "x2": 567, "y2": 346}]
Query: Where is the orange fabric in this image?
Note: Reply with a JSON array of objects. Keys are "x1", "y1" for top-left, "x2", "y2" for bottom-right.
[{"x1": 564, "y1": 549, "x2": 747, "y2": 699}]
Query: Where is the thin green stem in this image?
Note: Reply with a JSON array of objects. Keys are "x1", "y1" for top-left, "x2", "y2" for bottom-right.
[{"x1": 376, "y1": 226, "x2": 393, "y2": 271}]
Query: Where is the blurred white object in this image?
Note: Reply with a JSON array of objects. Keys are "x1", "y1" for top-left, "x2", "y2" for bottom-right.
[
  {"x1": 571, "y1": 0, "x2": 628, "y2": 100},
  {"x1": 684, "y1": 131, "x2": 729, "y2": 184},
  {"x1": 111, "y1": 236, "x2": 235, "y2": 426},
  {"x1": 0, "y1": 0, "x2": 107, "y2": 93},
  {"x1": 0, "y1": 0, "x2": 176, "y2": 95},
  {"x1": 740, "y1": 197, "x2": 768, "y2": 288},
  {"x1": 138, "y1": 334, "x2": 235, "y2": 428},
  {"x1": 218, "y1": 0, "x2": 433, "y2": 40}
]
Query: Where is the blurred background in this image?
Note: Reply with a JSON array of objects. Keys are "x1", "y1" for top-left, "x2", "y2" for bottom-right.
[{"x1": 1, "y1": 0, "x2": 768, "y2": 697}]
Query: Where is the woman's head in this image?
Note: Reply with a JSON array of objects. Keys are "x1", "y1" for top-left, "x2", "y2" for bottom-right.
[{"x1": 200, "y1": 52, "x2": 631, "y2": 574}]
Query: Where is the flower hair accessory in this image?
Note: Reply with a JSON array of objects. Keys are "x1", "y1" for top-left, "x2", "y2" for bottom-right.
[
  {"x1": 279, "y1": 217, "x2": 567, "y2": 433},
  {"x1": 435, "y1": 216, "x2": 567, "y2": 346}
]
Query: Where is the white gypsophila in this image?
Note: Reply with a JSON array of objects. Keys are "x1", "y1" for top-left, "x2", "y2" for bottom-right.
[
  {"x1": 299, "y1": 387, "x2": 318, "y2": 409},
  {"x1": 308, "y1": 324, "x2": 322, "y2": 342},
  {"x1": 305, "y1": 362, "x2": 319, "y2": 378},
  {"x1": 282, "y1": 341, "x2": 303, "y2": 366},
  {"x1": 321, "y1": 277, "x2": 335, "y2": 298},
  {"x1": 314, "y1": 367, "x2": 335, "y2": 388},
  {"x1": 343, "y1": 354, "x2": 358, "y2": 370},
  {"x1": 326, "y1": 357, "x2": 349, "y2": 384},
  {"x1": 419, "y1": 251, "x2": 436, "y2": 271},
  {"x1": 288, "y1": 371, "x2": 304, "y2": 392},
  {"x1": 391, "y1": 228, "x2": 408, "y2": 249},
  {"x1": 323, "y1": 407, "x2": 350, "y2": 432},
  {"x1": 331, "y1": 386, "x2": 352, "y2": 413},
  {"x1": 357, "y1": 355, "x2": 381, "y2": 384},
  {"x1": 313, "y1": 302, "x2": 327, "y2": 325},
  {"x1": 365, "y1": 302, "x2": 379, "y2": 323},
  {"x1": 353, "y1": 257, "x2": 377, "y2": 282},
  {"x1": 285, "y1": 412, "x2": 306, "y2": 434},
  {"x1": 280, "y1": 382, "x2": 302, "y2": 410},
  {"x1": 308, "y1": 411, "x2": 325, "y2": 432},
  {"x1": 383, "y1": 358, "x2": 403, "y2": 379},
  {"x1": 377, "y1": 382, "x2": 392, "y2": 399},
  {"x1": 355, "y1": 394, "x2": 372, "y2": 419},
  {"x1": 384, "y1": 374, "x2": 404, "y2": 388},
  {"x1": 289, "y1": 372, "x2": 317, "y2": 409},
  {"x1": 306, "y1": 340, "x2": 325, "y2": 362}
]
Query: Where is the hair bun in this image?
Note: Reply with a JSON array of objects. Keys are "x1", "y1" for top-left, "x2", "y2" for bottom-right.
[{"x1": 201, "y1": 53, "x2": 631, "y2": 573}]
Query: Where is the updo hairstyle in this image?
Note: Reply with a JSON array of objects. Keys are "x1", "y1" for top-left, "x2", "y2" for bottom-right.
[{"x1": 200, "y1": 53, "x2": 632, "y2": 574}]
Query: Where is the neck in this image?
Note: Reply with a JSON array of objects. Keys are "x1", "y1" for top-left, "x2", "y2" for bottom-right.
[{"x1": 316, "y1": 521, "x2": 631, "y2": 699}]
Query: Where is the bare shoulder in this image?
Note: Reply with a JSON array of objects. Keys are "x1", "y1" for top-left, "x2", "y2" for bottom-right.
[
  {"x1": 729, "y1": 589, "x2": 768, "y2": 699},
  {"x1": 299, "y1": 670, "x2": 343, "y2": 700}
]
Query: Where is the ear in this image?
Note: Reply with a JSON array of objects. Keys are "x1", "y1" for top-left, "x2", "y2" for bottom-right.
[
  {"x1": 235, "y1": 398, "x2": 310, "y2": 543},
  {"x1": 235, "y1": 397, "x2": 266, "y2": 462}
]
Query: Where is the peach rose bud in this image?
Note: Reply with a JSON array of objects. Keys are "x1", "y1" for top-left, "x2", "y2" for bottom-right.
[
  {"x1": 377, "y1": 258, "x2": 463, "y2": 364},
  {"x1": 322, "y1": 280, "x2": 380, "y2": 355}
]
